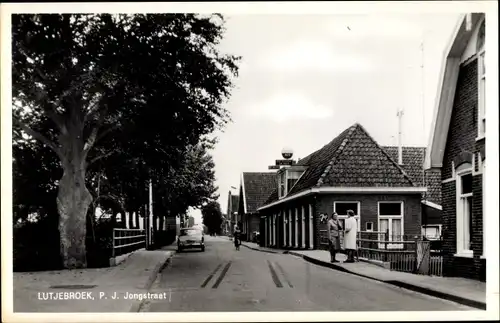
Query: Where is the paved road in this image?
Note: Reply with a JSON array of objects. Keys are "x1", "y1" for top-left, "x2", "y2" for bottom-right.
[{"x1": 141, "y1": 236, "x2": 472, "y2": 312}]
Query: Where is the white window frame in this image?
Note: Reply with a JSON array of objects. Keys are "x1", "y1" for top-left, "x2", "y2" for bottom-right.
[
  {"x1": 333, "y1": 201, "x2": 361, "y2": 232},
  {"x1": 282, "y1": 211, "x2": 287, "y2": 246},
  {"x1": 294, "y1": 208, "x2": 299, "y2": 248},
  {"x1": 477, "y1": 49, "x2": 486, "y2": 139},
  {"x1": 278, "y1": 170, "x2": 286, "y2": 199},
  {"x1": 366, "y1": 222, "x2": 374, "y2": 232},
  {"x1": 278, "y1": 168, "x2": 305, "y2": 199},
  {"x1": 377, "y1": 201, "x2": 404, "y2": 249},
  {"x1": 481, "y1": 161, "x2": 486, "y2": 259},
  {"x1": 455, "y1": 166, "x2": 474, "y2": 258},
  {"x1": 301, "y1": 206, "x2": 306, "y2": 248},
  {"x1": 309, "y1": 204, "x2": 314, "y2": 249},
  {"x1": 477, "y1": 18, "x2": 486, "y2": 140}
]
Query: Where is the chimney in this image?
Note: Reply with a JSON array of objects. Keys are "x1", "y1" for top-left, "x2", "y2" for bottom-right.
[{"x1": 397, "y1": 109, "x2": 404, "y2": 165}]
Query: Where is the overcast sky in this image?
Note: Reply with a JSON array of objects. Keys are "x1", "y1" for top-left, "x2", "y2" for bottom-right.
[{"x1": 189, "y1": 13, "x2": 462, "y2": 224}]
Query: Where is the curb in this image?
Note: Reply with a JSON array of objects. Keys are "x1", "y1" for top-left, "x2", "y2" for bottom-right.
[
  {"x1": 287, "y1": 251, "x2": 486, "y2": 310},
  {"x1": 129, "y1": 250, "x2": 175, "y2": 312},
  {"x1": 384, "y1": 280, "x2": 486, "y2": 310},
  {"x1": 240, "y1": 243, "x2": 283, "y2": 254}
]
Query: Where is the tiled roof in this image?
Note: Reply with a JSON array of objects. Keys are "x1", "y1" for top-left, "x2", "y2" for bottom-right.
[
  {"x1": 263, "y1": 123, "x2": 417, "y2": 205},
  {"x1": 382, "y1": 146, "x2": 442, "y2": 206},
  {"x1": 424, "y1": 169, "x2": 442, "y2": 205},
  {"x1": 242, "y1": 172, "x2": 277, "y2": 214},
  {"x1": 287, "y1": 126, "x2": 355, "y2": 195},
  {"x1": 382, "y1": 146, "x2": 426, "y2": 185},
  {"x1": 230, "y1": 195, "x2": 239, "y2": 214}
]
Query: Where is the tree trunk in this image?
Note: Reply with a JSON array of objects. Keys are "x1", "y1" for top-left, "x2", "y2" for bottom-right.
[{"x1": 57, "y1": 157, "x2": 92, "y2": 269}]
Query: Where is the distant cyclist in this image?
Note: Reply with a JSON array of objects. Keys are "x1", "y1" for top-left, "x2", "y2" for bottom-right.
[{"x1": 233, "y1": 223, "x2": 241, "y2": 251}]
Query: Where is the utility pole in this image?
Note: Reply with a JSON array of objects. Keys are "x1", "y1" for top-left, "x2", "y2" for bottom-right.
[{"x1": 146, "y1": 178, "x2": 153, "y2": 249}]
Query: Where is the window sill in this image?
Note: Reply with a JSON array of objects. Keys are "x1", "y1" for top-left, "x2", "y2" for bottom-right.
[
  {"x1": 476, "y1": 135, "x2": 485, "y2": 142},
  {"x1": 480, "y1": 255, "x2": 486, "y2": 259},
  {"x1": 453, "y1": 252, "x2": 473, "y2": 258}
]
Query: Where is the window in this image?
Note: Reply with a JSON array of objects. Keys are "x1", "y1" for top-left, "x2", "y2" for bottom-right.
[
  {"x1": 287, "y1": 170, "x2": 301, "y2": 193},
  {"x1": 477, "y1": 20, "x2": 486, "y2": 138},
  {"x1": 378, "y1": 202, "x2": 404, "y2": 249},
  {"x1": 278, "y1": 171, "x2": 286, "y2": 198},
  {"x1": 278, "y1": 169, "x2": 304, "y2": 199},
  {"x1": 421, "y1": 225, "x2": 441, "y2": 240},
  {"x1": 366, "y1": 222, "x2": 374, "y2": 232},
  {"x1": 333, "y1": 201, "x2": 361, "y2": 232},
  {"x1": 456, "y1": 171, "x2": 473, "y2": 256}
]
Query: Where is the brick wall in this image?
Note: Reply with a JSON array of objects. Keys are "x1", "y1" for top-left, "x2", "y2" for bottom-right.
[
  {"x1": 442, "y1": 61, "x2": 477, "y2": 179},
  {"x1": 441, "y1": 59, "x2": 486, "y2": 281},
  {"x1": 316, "y1": 194, "x2": 422, "y2": 237}
]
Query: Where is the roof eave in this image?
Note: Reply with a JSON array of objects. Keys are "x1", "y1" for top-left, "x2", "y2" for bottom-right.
[
  {"x1": 426, "y1": 13, "x2": 484, "y2": 170},
  {"x1": 258, "y1": 186, "x2": 428, "y2": 211}
]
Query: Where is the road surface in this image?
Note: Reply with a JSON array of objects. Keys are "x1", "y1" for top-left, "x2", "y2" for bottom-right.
[{"x1": 141, "y1": 236, "x2": 472, "y2": 312}]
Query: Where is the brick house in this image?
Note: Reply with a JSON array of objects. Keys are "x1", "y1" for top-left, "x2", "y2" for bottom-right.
[
  {"x1": 226, "y1": 191, "x2": 239, "y2": 233},
  {"x1": 238, "y1": 172, "x2": 277, "y2": 241},
  {"x1": 258, "y1": 123, "x2": 427, "y2": 250},
  {"x1": 425, "y1": 13, "x2": 486, "y2": 281}
]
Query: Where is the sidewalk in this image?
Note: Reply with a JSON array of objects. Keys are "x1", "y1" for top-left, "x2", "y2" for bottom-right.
[
  {"x1": 13, "y1": 247, "x2": 174, "y2": 312},
  {"x1": 241, "y1": 242, "x2": 486, "y2": 310}
]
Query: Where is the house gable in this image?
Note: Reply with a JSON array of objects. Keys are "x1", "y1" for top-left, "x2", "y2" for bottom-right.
[
  {"x1": 261, "y1": 123, "x2": 423, "y2": 208},
  {"x1": 320, "y1": 124, "x2": 415, "y2": 188},
  {"x1": 241, "y1": 172, "x2": 277, "y2": 214},
  {"x1": 426, "y1": 13, "x2": 485, "y2": 170}
]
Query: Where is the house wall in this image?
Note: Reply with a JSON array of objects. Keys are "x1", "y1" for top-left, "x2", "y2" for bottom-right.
[
  {"x1": 261, "y1": 193, "x2": 421, "y2": 251},
  {"x1": 316, "y1": 194, "x2": 422, "y2": 237},
  {"x1": 441, "y1": 59, "x2": 486, "y2": 281},
  {"x1": 260, "y1": 195, "x2": 317, "y2": 250}
]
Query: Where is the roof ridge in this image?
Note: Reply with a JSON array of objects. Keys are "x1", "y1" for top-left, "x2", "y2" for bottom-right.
[
  {"x1": 316, "y1": 124, "x2": 358, "y2": 187},
  {"x1": 356, "y1": 124, "x2": 416, "y2": 186}
]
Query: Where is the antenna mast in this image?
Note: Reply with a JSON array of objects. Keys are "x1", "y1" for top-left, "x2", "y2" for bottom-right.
[
  {"x1": 397, "y1": 108, "x2": 404, "y2": 165},
  {"x1": 421, "y1": 33, "x2": 427, "y2": 195}
]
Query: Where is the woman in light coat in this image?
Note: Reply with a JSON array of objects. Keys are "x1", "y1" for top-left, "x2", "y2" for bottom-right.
[{"x1": 344, "y1": 209, "x2": 358, "y2": 263}]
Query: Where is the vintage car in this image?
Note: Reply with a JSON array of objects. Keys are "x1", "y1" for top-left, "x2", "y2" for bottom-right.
[{"x1": 177, "y1": 228, "x2": 205, "y2": 252}]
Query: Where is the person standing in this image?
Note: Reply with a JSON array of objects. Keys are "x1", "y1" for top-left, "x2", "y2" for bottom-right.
[
  {"x1": 233, "y1": 222, "x2": 241, "y2": 250},
  {"x1": 327, "y1": 212, "x2": 343, "y2": 263},
  {"x1": 344, "y1": 209, "x2": 358, "y2": 263}
]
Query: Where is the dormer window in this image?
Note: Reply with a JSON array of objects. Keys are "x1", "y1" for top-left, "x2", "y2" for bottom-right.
[{"x1": 278, "y1": 166, "x2": 306, "y2": 199}]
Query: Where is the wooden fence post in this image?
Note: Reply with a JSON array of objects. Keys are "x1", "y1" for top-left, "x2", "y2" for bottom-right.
[
  {"x1": 414, "y1": 236, "x2": 419, "y2": 273},
  {"x1": 112, "y1": 229, "x2": 116, "y2": 258},
  {"x1": 384, "y1": 229, "x2": 389, "y2": 262}
]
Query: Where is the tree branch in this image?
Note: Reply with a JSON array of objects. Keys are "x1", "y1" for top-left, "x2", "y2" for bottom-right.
[
  {"x1": 86, "y1": 149, "x2": 119, "y2": 167},
  {"x1": 94, "y1": 123, "x2": 120, "y2": 144},
  {"x1": 13, "y1": 116, "x2": 63, "y2": 160}
]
